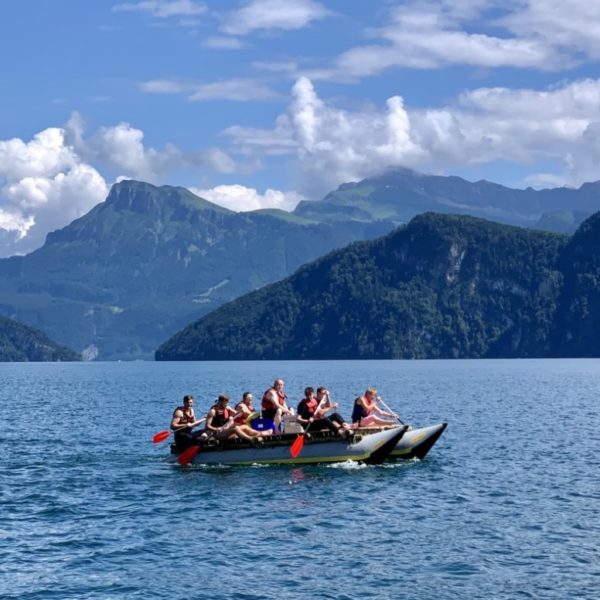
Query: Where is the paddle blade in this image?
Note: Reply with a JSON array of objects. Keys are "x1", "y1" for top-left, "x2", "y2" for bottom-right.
[
  {"x1": 153, "y1": 430, "x2": 171, "y2": 444},
  {"x1": 177, "y1": 445, "x2": 200, "y2": 465},
  {"x1": 290, "y1": 434, "x2": 305, "y2": 458}
]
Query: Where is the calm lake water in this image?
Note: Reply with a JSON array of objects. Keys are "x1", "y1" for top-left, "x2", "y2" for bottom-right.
[{"x1": 1, "y1": 359, "x2": 599, "y2": 599}]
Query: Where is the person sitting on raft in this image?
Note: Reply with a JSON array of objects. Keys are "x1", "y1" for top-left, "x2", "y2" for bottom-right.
[
  {"x1": 206, "y1": 394, "x2": 271, "y2": 441},
  {"x1": 315, "y1": 386, "x2": 352, "y2": 433},
  {"x1": 171, "y1": 395, "x2": 206, "y2": 448},
  {"x1": 233, "y1": 392, "x2": 260, "y2": 427},
  {"x1": 297, "y1": 387, "x2": 349, "y2": 438},
  {"x1": 351, "y1": 388, "x2": 396, "y2": 427},
  {"x1": 261, "y1": 378, "x2": 293, "y2": 431}
]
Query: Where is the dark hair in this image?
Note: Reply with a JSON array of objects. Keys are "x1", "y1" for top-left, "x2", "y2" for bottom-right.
[
  {"x1": 242, "y1": 391, "x2": 252, "y2": 401},
  {"x1": 183, "y1": 395, "x2": 193, "y2": 402},
  {"x1": 304, "y1": 386, "x2": 314, "y2": 397},
  {"x1": 217, "y1": 394, "x2": 230, "y2": 403},
  {"x1": 316, "y1": 387, "x2": 326, "y2": 394}
]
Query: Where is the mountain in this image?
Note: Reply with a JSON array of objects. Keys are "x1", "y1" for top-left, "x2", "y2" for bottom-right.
[
  {"x1": 294, "y1": 168, "x2": 600, "y2": 233},
  {"x1": 156, "y1": 213, "x2": 568, "y2": 360},
  {"x1": 0, "y1": 181, "x2": 390, "y2": 360},
  {"x1": 0, "y1": 316, "x2": 79, "y2": 361},
  {"x1": 4, "y1": 169, "x2": 600, "y2": 361},
  {"x1": 551, "y1": 212, "x2": 600, "y2": 356}
]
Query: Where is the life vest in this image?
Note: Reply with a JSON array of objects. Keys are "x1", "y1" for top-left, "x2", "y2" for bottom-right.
[
  {"x1": 234, "y1": 402, "x2": 252, "y2": 425},
  {"x1": 351, "y1": 396, "x2": 373, "y2": 423},
  {"x1": 176, "y1": 406, "x2": 195, "y2": 424},
  {"x1": 298, "y1": 397, "x2": 318, "y2": 420},
  {"x1": 211, "y1": 405, "x2": 231, "y2": 428},
  {"x1": 261, "y1": 388, "x2": 287, "y2": 410}
]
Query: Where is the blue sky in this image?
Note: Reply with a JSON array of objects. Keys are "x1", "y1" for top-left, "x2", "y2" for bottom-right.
[{"x1": 2, "y1": 0, "x2": 600, "y2": 256}]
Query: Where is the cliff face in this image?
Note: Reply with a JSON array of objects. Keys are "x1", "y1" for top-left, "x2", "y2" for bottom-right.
[{"x1": 156, "y1": 213, "x2": 568, "y2": 360}]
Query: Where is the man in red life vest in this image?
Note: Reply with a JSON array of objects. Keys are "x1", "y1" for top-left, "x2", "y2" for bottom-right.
[
  {"x1": 261, "y1": 378, "x2": 293, "y2": 431},
  {"x1": 296, "y1": 386, "x2": 348, "y2": 437},
  {"x1": 170, "y1": 395, "x2": 205, "y2": 448},
  {"x1": 206, "y1": 394, "x2": 269, "y2": 441}
]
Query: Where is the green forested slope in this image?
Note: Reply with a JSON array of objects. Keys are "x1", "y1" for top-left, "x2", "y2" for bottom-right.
[
  {"x1": 156, "y1": 213, "x2": 568, "y2": 360},
  {"x1": 0, "y1": 316, "x2": 80, "y2": 361}
]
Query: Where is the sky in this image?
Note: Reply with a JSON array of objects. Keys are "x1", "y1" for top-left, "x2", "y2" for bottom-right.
[{"x1": 2, "y1": 0, "x2": 600, "y2": 257}]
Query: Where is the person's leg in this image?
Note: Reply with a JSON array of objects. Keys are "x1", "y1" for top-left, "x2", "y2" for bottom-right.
[{"x1": 360, "y1": 415, "x2": 395, "y2": 427}]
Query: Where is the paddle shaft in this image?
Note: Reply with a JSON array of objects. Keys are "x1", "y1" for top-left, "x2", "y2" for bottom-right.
[{"x1": 376, "y1": 396, "x2": 404, "y2": 425}]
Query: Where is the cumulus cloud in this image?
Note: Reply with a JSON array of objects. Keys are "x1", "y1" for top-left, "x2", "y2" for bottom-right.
[
  {"x1": 221, "y1": 0, "x2": 331, "y2": 36},
  {"x1": 0, "y1": 114, "x2": 238, "y2": 257},
  {"x1": 112, "y1": 0, "x2": 206, "y2": 18},
  {"x1": 0, "y1": 127, "x2": 108, "y2": 257},
  {"x1": 190, "y1": 184, "x2": 304, "y2": 212},
  {"x1": 225, "y1": 76, "x2": 600, "y2": 194}
]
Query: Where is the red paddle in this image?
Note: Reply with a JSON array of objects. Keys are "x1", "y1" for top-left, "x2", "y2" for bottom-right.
[
  {"x1": 177, "y1": 445, "x2": 200, "y2": 465},
  {"x1": 290, "y1": 434, "x2": 305, "y2": 458},
  {"x1": 152, "y1": 430, "x2": 171, "y2": 444},
  {"x1": 290, "y1": 396, "x2": 327, "y2": 458}
]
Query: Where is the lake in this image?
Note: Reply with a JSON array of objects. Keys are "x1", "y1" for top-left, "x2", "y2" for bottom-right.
[{"x1": 1, "y1": 359, "x2": 599, "y2": 599}]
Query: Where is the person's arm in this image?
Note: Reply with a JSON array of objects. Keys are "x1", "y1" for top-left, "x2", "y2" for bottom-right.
[
  {"x1": 295, "y1": 401, "x2": 311, "y2": 425},
  {"x1": 232, "y1": 405, "x2": 248, "y2": 422},
  {"x1": 205, "y1": 409, "x2": 219, "y2": 432},
  {"x1": 171, "y1": 409, "x2": 188, "y2": 431},
  {"x1": 372, "y1": 402, "x2": 393, "y2": 418}
]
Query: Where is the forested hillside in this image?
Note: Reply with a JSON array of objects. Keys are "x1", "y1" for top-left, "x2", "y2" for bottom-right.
[
  {"x1": 156, "y1": 213, "x2": 570, "y2": 360},
  {"x1": 0, "y1": 316, "x2": 80, "y2": 362}
]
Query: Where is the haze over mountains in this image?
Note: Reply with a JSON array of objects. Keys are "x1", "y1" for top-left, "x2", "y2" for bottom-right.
[{"x1": 2, "y1": 167, "x2": 600, "y2": 360}]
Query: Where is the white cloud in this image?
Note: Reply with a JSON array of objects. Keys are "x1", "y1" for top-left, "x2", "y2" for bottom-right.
[
  {"x1": 62, "y1": 114, "x2": 182, "y2": 182},
  {"x1": 0, "y1": 114, "x2": 238, "y2": 257},
  {"x1": 141, "y1": 77, "x2": 281, "y2": 101},
  {"x1": 189, "y1": 148, "x2": 237, "y2": 173},
  {"x1": 188, "y1": 79, "x2": 281, "y2": 101},
  {"x1": 221, "y1": 0, "x2": 331, "y2": 36},
  {"x1": 191, "y1": 184, "x2": 304, "y2": 212},
  {"x1": 202, "y1": 36, "x2": 245, "y2": 50},
  {"x1": 501, "y1": 1, "x2": 600, "y2": 60},
  {"x1": 225, "y1": 76, "x2": 600, "y2": 194},
  {"x1": 140, "y1": 79, "x2": 189, "y2": 93},
  {"x1": 112, "y1": 0, "x2": 206, "y2": 18},
  {"x1": 323, "y1": 3, "x2": 559, "y2": 80},
  {"x1": 0, "y1": 127, "x2": 109, "y2": 257}
]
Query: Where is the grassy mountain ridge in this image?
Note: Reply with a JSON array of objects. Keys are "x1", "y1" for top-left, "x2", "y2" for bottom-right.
[
  {"x1": 155, "y1": 213, "x2": 569, "y2": 360},
  {"x1": 294, "y1": 168, "x2": 600, "y2": 232}
]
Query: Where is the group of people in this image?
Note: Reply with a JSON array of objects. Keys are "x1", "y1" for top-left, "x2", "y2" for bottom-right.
[{"x1": 170, "y1": 378, "x2": 399, "y2": 448}]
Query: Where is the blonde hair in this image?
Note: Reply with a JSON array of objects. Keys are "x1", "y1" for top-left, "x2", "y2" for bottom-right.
[{"x1": 365, "y1": 387, "x2": 377, "y2": 396}]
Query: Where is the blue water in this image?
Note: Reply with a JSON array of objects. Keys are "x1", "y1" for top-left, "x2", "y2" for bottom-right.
[{"x1": 1, "y1": 360, "x2": 599, "y2": 599}]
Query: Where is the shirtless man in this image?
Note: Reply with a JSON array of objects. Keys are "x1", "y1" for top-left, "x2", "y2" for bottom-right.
[
  {"x1": 170, "y1": 395, "x2": 205, "y2": 448},
  {"x1": 206, "y1": 394, "x2": 270, "y2": 441},
  {"x1": 261, "y1": 378, "x2": 293, "y2": 431}
]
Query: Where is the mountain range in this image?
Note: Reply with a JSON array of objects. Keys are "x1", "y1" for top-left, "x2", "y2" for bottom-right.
[{"x1": 2, "y1": 168, "x2": 600, "y2": 360}]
